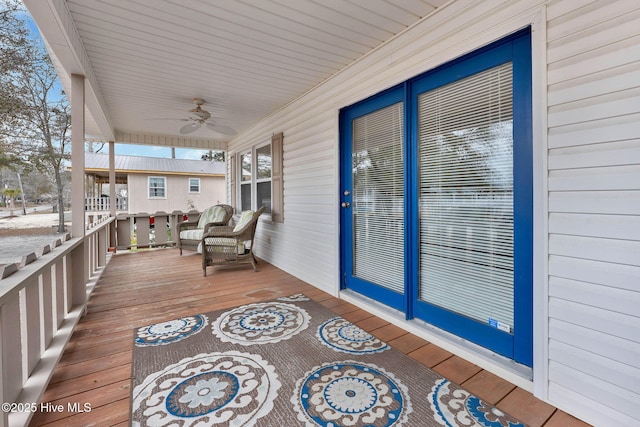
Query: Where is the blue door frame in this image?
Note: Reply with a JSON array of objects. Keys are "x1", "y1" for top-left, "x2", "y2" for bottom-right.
[
  {"x1": 340, "y1": 29, "x2": 533, "y2": 366},
  {"x1": 339, "y1": 85, "x2": 407, "y2": 312}
]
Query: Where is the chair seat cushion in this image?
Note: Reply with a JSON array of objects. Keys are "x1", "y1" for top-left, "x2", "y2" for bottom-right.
[{"x1": 180, "y1": 229, "x2": 204, "y2": 241}]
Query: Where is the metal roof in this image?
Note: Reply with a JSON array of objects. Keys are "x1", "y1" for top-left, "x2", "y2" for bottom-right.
[{"x1": 84, "y1": 152, "x2": 225, "y2": 176}]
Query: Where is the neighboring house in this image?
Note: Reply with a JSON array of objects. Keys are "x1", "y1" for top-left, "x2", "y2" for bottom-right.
[{"x1": 83, "y1": 152, "x2": 226, "y2": 214}]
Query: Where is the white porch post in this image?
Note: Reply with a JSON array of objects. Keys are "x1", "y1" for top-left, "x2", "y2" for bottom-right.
[
  {"x1": 109, "y1": 141, "x2": 116, "y2": 217},
  {"x1": 71, "y1": 74, "x2": 86, "y2": 236},
  {"x1": 71, "y1": 73, "x2": 87, "y2": 306},
  {"x1": 109, "y1": 141, "x2": 116, "y2": 248}
]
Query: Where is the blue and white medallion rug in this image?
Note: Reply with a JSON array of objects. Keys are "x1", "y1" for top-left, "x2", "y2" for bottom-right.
[
  {"x1": 135, "y1": 314, "x2": 208, "y2": 347},
  {"x1": 212, "y1": 301, "x2": 310, "y2": 345},
  {"x1": 317, "y1": 317, "x2": 390, "y2": 354},
  {"x1": 131, "y1": 296, "x2": 526, "y2": 426},
  {"x1": 132, "y1": 351, "x2": 279, "y2": 426},
  {"x1": 292, "y1": 360, "x2": 411, "y2": 426}
]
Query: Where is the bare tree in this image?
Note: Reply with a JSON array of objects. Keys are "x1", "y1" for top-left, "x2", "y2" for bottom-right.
[
  {"x1": 0, "y1": 0, "x2": 30, "y2": 169},
  {"x1": 201, "y1": 150, "x2": 225, "y2": 162},
  {"x1": 19, "y1": 59, "x2": 71, "y2": 232},
  {"x1": 1, "y1": 2, "x2": 71, "y2": 232}
]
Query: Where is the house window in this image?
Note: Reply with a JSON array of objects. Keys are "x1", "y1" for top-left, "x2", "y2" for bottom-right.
[
  {"x1": 240, "y1": 152, "x2": 252, "y2": 211},
  {"x1": 237, "y1": 142, "x2": 275, "y2": 215},
  {"x1": 188, "y1": 177, "x2": 200, "y2": 193},
  {"x1": 148, "y1": 176, "x2": 166, "y2": 198},
  {"x1": 256, "y1": 144, "x2": 272, "y2": 214},
  {"x1": 233, "y1": 133, "x2": 283, "y2": 220}
]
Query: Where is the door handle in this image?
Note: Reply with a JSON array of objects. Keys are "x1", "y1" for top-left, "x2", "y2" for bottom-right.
[{"x1": 341, "y1": 202, "x2": 351, "y2": 208}]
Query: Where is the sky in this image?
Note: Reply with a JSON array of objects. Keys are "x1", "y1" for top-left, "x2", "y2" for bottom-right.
[
  {"x1": 22, "y1": 6, "x2": 214, "y2": 161},
  {"x1": 106, "y1": 144, "x2": 212, "y2": 160}
]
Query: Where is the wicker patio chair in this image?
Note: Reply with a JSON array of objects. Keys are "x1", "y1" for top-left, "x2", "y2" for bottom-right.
[
  {"x1": 201, "y1": 206, "x2": 265, "y2": 277},
  {"x1": 177, "y1": 204, "x2": 233, "y2": 255}
]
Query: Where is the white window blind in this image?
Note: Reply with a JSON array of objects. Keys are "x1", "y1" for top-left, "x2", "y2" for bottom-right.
[
  {"x1": 352, "y1": 102, "x2": 404, "y2": 294},
  {"x1": 240, "y1": 152, "x2": 251, "y2": 211},
  {"x1": 256, "y1": 144, "x2": 272, "y2": 213},
  {"x1": 418, "y1": 62, "x2": 515, "y2": 331}
]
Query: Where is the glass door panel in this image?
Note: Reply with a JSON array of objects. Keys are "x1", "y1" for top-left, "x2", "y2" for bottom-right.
[{"x1": 340, "y1": 92, "x2": 406, "y2": 310}]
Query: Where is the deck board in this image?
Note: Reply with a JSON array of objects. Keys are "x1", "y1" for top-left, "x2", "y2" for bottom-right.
[{"x1": 29, "y1": 248, "x2": 590, "y2": 426}]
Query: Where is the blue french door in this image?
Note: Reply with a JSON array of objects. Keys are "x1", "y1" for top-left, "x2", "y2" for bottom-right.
[
  {"x1": 340, "y1": 86, "x2": 407, "y2": 312},
  {"x1": 340, "y1": 29, "x2": 532, "y2": 366}
]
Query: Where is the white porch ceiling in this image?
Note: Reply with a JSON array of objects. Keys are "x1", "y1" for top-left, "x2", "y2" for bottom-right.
[{"x1": 24, "y1": 0, "x2": 447, "y2": 150}]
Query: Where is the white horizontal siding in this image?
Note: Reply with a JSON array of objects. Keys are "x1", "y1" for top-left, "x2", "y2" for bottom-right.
[
  {"x1": 548, "y1": 88, "x2": 640, "y2": 128},
  {"x1": 550, "y1": 235, "x2": 640, "y2": 266},
  {"x1": 548, "y1": 364, "x2": 639, "y2": 427},
  {"x1": 549, "y1": 190, "x2": 640, "y2": 215},
  {"x1": 231, "y1": 0, "x2": 549, "y2": 293},
  {"x1": 550, "y1": 341, "x2": 640, "y2": 405},
  {"x1": 548, "y1": 62, "x2": 640, "y2": 107},
  {"x1": 230, "y1": 0, "x2": 639, "y2": 424},
  {"x1": 549, "y1": 165, "x2": 640, "y2": 191},
  {"x1": 549, "y1": 298, "x2": 639, "y2": 344},
  {"x1": 550, "y1": 276, "x2": 640, "y2": 317},
  {"x1": 546, "y1": 0, "x2": 640, "y2": 425},
  {"x1": 549, "y1": 140, "x2": 640, "y2": 169},
  {"x1": 549, "y1": 256, "x2": 639, "y2": 293},
  {"x1": 549, "y1": 213, "x2": 640, "y2": 241},
  {"x1": 548, "y1": 113, "x2": 640, "y2": 149}
]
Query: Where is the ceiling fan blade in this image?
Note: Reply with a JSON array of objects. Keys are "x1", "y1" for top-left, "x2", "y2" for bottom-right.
[
  {"x1": 205, "y1": 122, "x2": 237, "y2": 135},
  {"x1": 180, "y1": 122, "x2": 201, "y2": 134}
]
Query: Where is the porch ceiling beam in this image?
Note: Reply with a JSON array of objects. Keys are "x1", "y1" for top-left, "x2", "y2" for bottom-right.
[
  {"x1": 115, "y1": 131, "x2": 228, "y2": 151},
  {"x1": 23, "y1": 0, "x2": 115, "y2": 142}
]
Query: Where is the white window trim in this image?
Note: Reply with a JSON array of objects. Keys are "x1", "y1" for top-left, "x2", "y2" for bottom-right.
[
  {"x1": 255, "y1": 142, "x2": 272, "y2": 216},
  {"x1": 188, "y1": 177, "x2": 201, "y2": 193},
  {"x1": 148, "y1": 176, "x2": 166, "y2": 199},
  {"x1": 237, "y1": 140, "x2": 272, "y2": 214}
]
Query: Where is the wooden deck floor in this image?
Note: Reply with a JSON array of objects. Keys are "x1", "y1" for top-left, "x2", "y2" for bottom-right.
[{"x1": 30, "y1": 248, "x2": 591, "y2": 426}]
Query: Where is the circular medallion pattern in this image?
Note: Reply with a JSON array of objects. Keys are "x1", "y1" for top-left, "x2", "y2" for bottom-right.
[
  {"x1": 277, "y1": 293, "x2": 310, "y2": 302},
  {"x1": 212, "y1": 302, "x2": 310, "y2": 345},
  {"x1": 429, "y1": 379, "x2": 525, "y2": 427},
  {"x1": 135, "y1": 314, "x2": 208, "y2": 347},
  {"x1": 318, "y1": 317, "x2": 389, "y2": 354},
  {"x1": 131, "y1": 351, "x2": 280, "y2": 426},
  {"x1": 166, "y1": 371, "x2": 239, "y2": 417},
  {"x1": 292, "y1": 361, "x2": 411, "y2": 427}
]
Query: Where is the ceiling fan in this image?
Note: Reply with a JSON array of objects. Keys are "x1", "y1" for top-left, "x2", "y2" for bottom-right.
[{"x1": 178, "y1": 98, "x2": 236, "y2": 136}]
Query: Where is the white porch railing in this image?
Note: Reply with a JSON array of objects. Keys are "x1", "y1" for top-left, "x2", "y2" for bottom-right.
[
  {"x1": 114, "y1": 210, "x2": 200, "y2": 250},
  {"x1": 85, "y1": 196, "x2": 128, "y2": 212},
  {"x1": 0, "y1": 216, "x2": 113, "y2": 427}
]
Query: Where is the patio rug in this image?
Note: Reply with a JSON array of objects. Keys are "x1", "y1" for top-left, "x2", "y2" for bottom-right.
[{"x1": 131, "y1": 294, "x2": 526, "y2": 426}]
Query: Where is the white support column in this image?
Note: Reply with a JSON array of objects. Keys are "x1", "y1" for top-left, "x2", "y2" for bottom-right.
[
  {"x1": 109, "y1": 141, "x2": 116, "y2": 248},
  {"x1": 71, "y1": 74, "x2": 86, "y2": 237},
  {"x1": 109, "y1": 141, "x2": 116, "y2": 217},
  {"x1": 71, "y1": 74, "x2": 88, "y2": 306}
]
